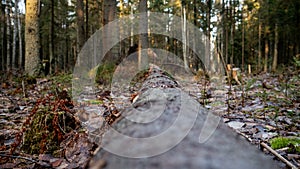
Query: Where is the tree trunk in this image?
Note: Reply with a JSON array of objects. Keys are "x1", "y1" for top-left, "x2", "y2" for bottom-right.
[
  {"x1": 272, "y1": 24, "x2": 278, "y2": 72},
  {"x1": 12, "y1": 0, "x2": 18, "y2": 69},
  {"x1": 102, "y1": 0, "x2": 116, "y2": 63},
  {"x1": 18, "y1": 3, "x2": 23, "y2": 69},
  {"x1": 264, "y1": 38, "x2": 269, "y2": 72},
  {"x1": 258, "y1": 18, "x2": 262, "y2": 72},
  {"x1": 241, "y1": 3, "x2": 245, "y2": 72},
  {"x1": 85, "y1": 0, "x2": 89, "y2": 40},
  {"x1": 1, "y1": 1, "x2": 5, "y2": 71},
  {"x1": 138, "y1": 0, "x2": 149, "y2": 70},
  {"x1": 25, "y1": 0, "x2": 42, "y2": 76},
  {"x1": 225, "y1": 7, "x2": 229, "y2": 64},
  {"x1": 206, "y1": 0, "x2": 212, "y2": 71},
  {"x1": 89, "y1": 65, "x2": 280, "y2": 169},
  {"x1": 229, "y1": 0, "x2": 234, "y2": 65},
  {"x1": 6, "y1": 0, "x2": 11, "y2": 71},
  {"x1": 119, "y1": 0, "x2": 126, "y2": 59},
  {"x1": 181, "y1": 3, "x2": 188, "y2": 71},
  {"x1": 76, "y1": 0, "x2": 85, "y2": 56},
  {"x1": 49, "y1": 0, "x2": 55, "y2": 73}
]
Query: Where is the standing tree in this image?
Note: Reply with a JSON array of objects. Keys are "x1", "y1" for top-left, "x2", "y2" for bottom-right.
[
  {"x1": 25, "y1": 0, "x2": 42, "y2": 76},
  {"x1": 49, "y1": 0, "x2": 55, "y2": 73},
  {"x1": 6, "y1": 0, "x2": 11, "y2": 71},
  {"x1": 18, "y1": 2, "x2": 23, "y2": 69},
  {"x1": 12, "y1": 0, "x2": 19, "y2": 69},
  {"x1": 76, "y1": 0, "x2": 85, "y2": 56},
  {"x1": 0, "y1": 1, "x2": 4, "y2": 71},
  {"x1": 138, "y1": 0, "x2": 149, "y2": 70},
  {"x1": 102, "y1": 0, "x2": 116, "y2": 63},
  {"x1": 272, "y1": 23, "x2": 278, "y2": 72},
  {"x1": 181, "y1": 1, "x2": 188, "y2": 71}
]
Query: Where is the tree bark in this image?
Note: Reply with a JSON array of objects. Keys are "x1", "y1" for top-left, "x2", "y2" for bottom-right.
[
  {"x1": 1, "y1": 1, "x2": 6, "y2": 71},
  {"x1": 17, "y1": 2, "x2": 23, "y2": 69},
  {"x1": 264, "y1": 37, "x2": 269, "y2": 72},
  {"x1": 119, "y1": 0, "x2": 126, "y2": 60},
  {"x1": 225, "y1": 7, "x2": 229, "y2": 64},
  {"x1": 206, "y1": 0, "x2": 212, "y2": 71},
  {"x1": 258, "y1": 18, "x2": 262, "y2": 72},
  {"x1": 138, "y1": 0, "x2": 149, "y2": 70},
  {"x1": 181, "y1": 3, "x2": 189, "y2": 71},
  {"x1": 25, "y1": 0, "x2": 42, "y2": 76},
  {"x1": 272, "y1": 24, "x2": 278, "y2": 72},
  {"x1": 85, "y1": 0, "x2": 89, "y2": 40},
  {"x1": 12, "y1": 0, "x2": 18, "y2": 69},
  {"x1": 102, "y1": 0, "x2": 116, "y2": 63},
  {"x1": 76, "y1": 0, "x2": 85, "y2": 56},
  {"x1": 229, "y1": 0, "x2": 234, "y2": 65},
  {"x1": 6, "y1": 0, "x2": 11, "y2": 71},
  {"x1": 49, "y1": 0, "x2": 55, "y2": 73},
  {"x1": 89, "y1": 65, "x2": 280, "y2": 169},
  {"x1": 241, "y1": 3, "x2": 245, "y2": 72}
]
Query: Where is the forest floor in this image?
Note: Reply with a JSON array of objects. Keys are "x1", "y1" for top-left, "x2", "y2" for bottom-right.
[{"x1": 0, "y1": 67, "x2": 299, "y2": 168}]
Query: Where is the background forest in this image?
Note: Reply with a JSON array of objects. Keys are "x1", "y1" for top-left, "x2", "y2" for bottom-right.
[
  {"x1": 0, "y1": 1, "x2": 300, "y2": 168},
  {"x1": 0, "y1": 0, "x2": 299, "y2": 76}
]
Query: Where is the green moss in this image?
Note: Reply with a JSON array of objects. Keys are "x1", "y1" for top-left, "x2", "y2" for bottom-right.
[
  {"x1": 95, "y1": 62, "x2": 116, "y2": 85},
  {"x1": 245, "y1": 78, "x2": 258, "y2": 90},
  {"x1": 84, "y1": 99, "x2": 103, "y2": 104},
  {"x1": 21, "y1": 103, "x2": 79, "y2": 156},
  {"x1": 270, "y1": 137, "x2": 300, "y2": 153},
  {"x1": 22, "y1": 108, "x2": 57, "y2": 155},
  {"x1": 50, "y1": 73, "x2": 72, "y2": 85}
]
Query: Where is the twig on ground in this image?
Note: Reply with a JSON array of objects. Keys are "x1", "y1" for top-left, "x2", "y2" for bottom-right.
[
  {"x1": 260, "y1": 142, "x2": 298, "y2": 169},
  {"x1": 22, "y1": 80, "x2": 26, "y2": 97},
  {"x1": 0, "y1": 153, "x2": 37, "y2": 163}
]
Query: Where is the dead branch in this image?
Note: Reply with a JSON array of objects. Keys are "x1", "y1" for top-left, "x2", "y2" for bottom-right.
[{"x1": 260, "y1": 142, "x2": 298, "y2": 169}]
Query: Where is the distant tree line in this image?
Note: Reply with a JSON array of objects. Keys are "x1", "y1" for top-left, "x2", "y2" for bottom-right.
[{"x1": 0, "y1": 0, "x2": 299, "y2": 76}]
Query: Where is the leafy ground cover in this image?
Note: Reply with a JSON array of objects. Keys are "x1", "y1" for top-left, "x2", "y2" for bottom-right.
[{"x1": 0, "y1": 66, "x2": 299, "y2": 168}]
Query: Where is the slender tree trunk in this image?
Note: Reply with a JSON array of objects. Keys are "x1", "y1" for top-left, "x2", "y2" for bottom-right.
[
  {"x1": 225, "y1": 7, "x2": 229, "y2": 64},
  {"x1": 18, "y1": 4, "x2": 23, "y2": 69},
  {"x1": 258, "y1": 19, "x2": 262, "y2": 72},
  {"x1": 192, "y1": 0, "x2": 197, "y2": 70},
  {"x1": 138, "y1": 0, "x2": 148, "y2": 70},
  {"x1": 76, "y1": 0, "x2": 85, "y2": 57},
  {"x1": 85, "y1": 0, "x2": 89, "y2": 40},
  {"x1": 102, "y1": 0, "x2": 116, "y2": 63},
  {"x1": 241, "y1": 3, "x2": 245, "y2": 72},
  {"x1": 206, "y1": 0, "x2": 212, "y2": 71},
  {"x1": 181, "y1": 3, "x2": 188, "y2": 71},
  {"x1": 25, "y1": 0, "x2": 42, "y2": 76},
  {"x1": 12, "y1": 0, "x2": 18, "y2": 69},
  {"x1": 49, "y1": 0, "x2": 55, "y2": 73},
  {"x1": 264, "y1": 37, "x2": 269, "y2": 73},
  {"x1": 272, "y1": 24, "x2": 278, "y2": 72},
  {"x1": 229, "y1": 0, "x2": 234, "y2": 65},
  {"x1": 130, "y1": 6, "x2": 134, "y2": 46},
  {"x1": 6, "y1": 0, "x2": 11, "y2": 71},
  {"x1": 1, "y1": 1, "x2": 5, "y2": 71},
  {"x1": 119, "y1": 0, "x2": 126, "y2": 60}
]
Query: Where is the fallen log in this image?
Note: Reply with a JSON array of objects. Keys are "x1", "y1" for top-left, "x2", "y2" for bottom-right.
[{"x1": 89, "y1": 65, "x2": 280, "y2": 169}]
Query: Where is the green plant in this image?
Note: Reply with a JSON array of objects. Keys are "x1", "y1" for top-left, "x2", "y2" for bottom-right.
[
  {"x1": 270, "y1": 137, "x2": 300, "y2": 153},
  {"x1": 293, "y1": 56, "x2": 300, "y2": 68},
  {"x1": 245, "y1": 78, "x2": 257, "y2": 91},
  {"x1": 50, "y1": 73, "x2": 72, "y2": 85},
  {"x1": 95, "y1": 62, "x2": 116, "y2": 85},
  {"x1": 11, "y1": 93, "x2": 80, "y2": 156}
]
